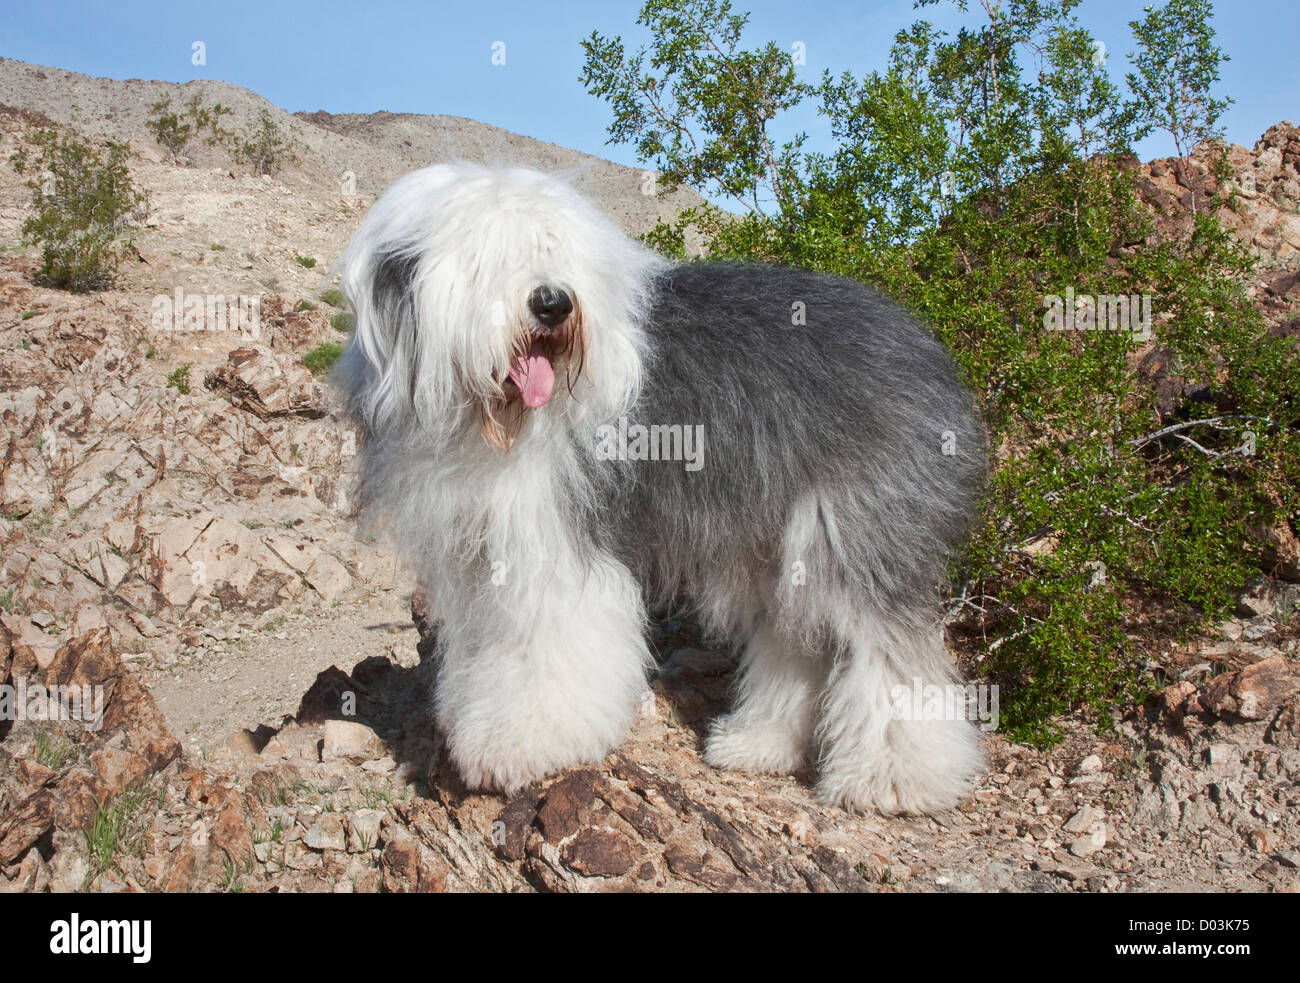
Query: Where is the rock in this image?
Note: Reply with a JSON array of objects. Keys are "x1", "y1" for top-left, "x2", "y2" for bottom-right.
[
  {"x1": 1236, "y1": 579, "x2": 1278, "y2": 618},
  {"x1": 784, "y1": 813, "x2": 817, "y2": 848},
  {"x1": 1070, "y1": 825, "x2": 1107, "y2": 858},
  {"x1": 536, "y1": 771, "x2": 601, "y2": 843},
  {"x1": 204, "y1": 347, "x2": 325, "y2": 419},
  {"x1": 493, "y1": 795, "x2": 539, "y2": 861},
  {"x1": 1159, "y1": 681, "x2": 1198, "y2": 717},
  {"x1": 346, "y1": 810, "x2": 384, "y2": 853},
  {"x1": 46, "y1": 832, "x2": 89, "y2": 894},
  {"x1": 285, "y1": 841, "x2": 321, "y2": 870},
  {"x1": 304, "y1": 553, "x2": 350, "y2": 601},
  {"x1": 1064, "y1": 806, "x2": 1103, "y2": 835},
  {"x1": 561, "y1": 828, "x2": 637, "y2": 878},
  {"x1": 321, "y1": 719, "x2": 383, "y2": 764},
  {"x1": 0, "y1": 848, "x2": 51, "y2": 893},
  {"x1": 69, "y1": 601, "x2": 107, "y2": 637},
  {"x1": 306, "y1": 814, "x2": 346, "y2": 852},
  {"x1": 211, "y1": 792, "x2": 255, "y2": 867},
  {"x1": 360, "y1": 755, "x2": 396, "y2": 775},
  {"x1": 0, "y1": 790, "x2": 56, "y2": 866},
  {"x1": 1207, "y1": 742, "x2": 1238, "y2": 767},
  {"x1": 1201, "y1": 654, "x2": 1299, "y2": 719},
  {"x1": 1233, "y1": 655, "x2": 1299, "y2": 719},
  {"x1": 1075, "y1": 754, "x2": 1104, "y2": 776},
  {"x1": 380, "y1": 826, "x2": 448, "y2": 892},
  {"x1": 261, "y1": 723, "x2": 322, "y2": 761}
]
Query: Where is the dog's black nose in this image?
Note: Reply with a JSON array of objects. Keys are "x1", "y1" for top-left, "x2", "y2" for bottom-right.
[{"x1": 529, "y1": 286, "x2": 573, "y2": 328}]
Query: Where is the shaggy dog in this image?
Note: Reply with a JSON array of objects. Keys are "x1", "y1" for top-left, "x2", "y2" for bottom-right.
[{"x1": 333, "y1": 162, "x2": 986, "y2": 814}]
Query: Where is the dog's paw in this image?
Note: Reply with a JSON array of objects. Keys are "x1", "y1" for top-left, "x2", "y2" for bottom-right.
[
  {"x1": 814, "y1": 728, "x2": 981, "y2": 815},
  {"x1": 813, "y1": 769, "x2": 933, "y2": 816},
  {"x1": 703, "y1": 713, "x2": 809, "y2": 775}
]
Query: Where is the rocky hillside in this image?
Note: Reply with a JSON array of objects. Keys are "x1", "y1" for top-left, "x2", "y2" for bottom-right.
[{"x1": 0, "y1": 59, "x2": 1298, "y2": 892}]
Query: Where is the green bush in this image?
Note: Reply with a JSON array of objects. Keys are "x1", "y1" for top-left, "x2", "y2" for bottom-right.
[
  {"x1": 302, "y1": 342, "x2": 344, "y2": 376},
  {"x1": 232, "y1": 109, "x2": 294, "y2": 176},
  {"x1": 331, "y1": 311, "x2": 355, "y2": 333},
  {"x1": 146, "y1": 95, "x2": 234, "y2": 160},
  {"x1": 166, "y1": 364, "x2": 191, "y2": 395},
  {"x1": 583, "y1": 0, "x2": 1300, "y2": 743},
  {"x1": 9, "y1": 125, "x2": 148, "y2": 292},
  {"x1": 319, "y1": 287, "x2": 345, "y2": 307}
]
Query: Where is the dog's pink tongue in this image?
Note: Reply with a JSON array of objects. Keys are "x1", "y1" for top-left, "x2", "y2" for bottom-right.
[{"x1": 508, "y1": 342, "x2": 555, "y2": 409}]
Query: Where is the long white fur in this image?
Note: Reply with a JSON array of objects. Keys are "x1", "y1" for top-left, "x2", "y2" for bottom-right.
[{"x1": 335, "y1": 162, "x2": 982, "y2": 814}]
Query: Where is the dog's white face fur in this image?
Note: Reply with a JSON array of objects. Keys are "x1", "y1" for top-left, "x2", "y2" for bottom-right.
[{"x1": 335, "y1": 163, "x2": 662, "y2": 449}]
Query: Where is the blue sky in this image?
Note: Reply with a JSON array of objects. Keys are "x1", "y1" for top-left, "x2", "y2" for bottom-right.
[{"x1": 3, "y1": 0, "x2": 1296, "y2": 169}]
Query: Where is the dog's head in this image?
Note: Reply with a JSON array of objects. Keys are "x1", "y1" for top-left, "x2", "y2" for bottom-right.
[{"x1": 334, "y1": 163, "x2": 659, "y2": 451}]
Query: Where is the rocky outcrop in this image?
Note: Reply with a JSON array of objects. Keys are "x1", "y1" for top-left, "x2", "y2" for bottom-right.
[{"x1": 4, "y1": 613, "x2": 1298, "y2": 893}]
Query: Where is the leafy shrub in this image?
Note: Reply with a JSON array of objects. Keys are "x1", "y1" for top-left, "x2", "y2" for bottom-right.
[
  {"x1": 319, "y1": 288, "x2": 345, "y2": 307},
  {"x1": 583, "y1": 0, "x2": 1300, "y2": 743},
  {"x1": 231, "y1": 109, "x2": 294, "y2": 176},
  {"x1": 145, "y1": 95, "x2": 233, "y2": 160},
  {"x1": 303, "y1": 342, "x2": 344, "y2": 376},
  {"x1": 166, "y1": 364, "x2": 192, "y2": 395},
  {"x1": 9, "y1": 125, "x2": 148, "y2": 292}
]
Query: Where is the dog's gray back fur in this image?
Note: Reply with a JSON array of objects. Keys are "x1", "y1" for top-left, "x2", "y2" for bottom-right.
[{"x1": 587, "y1": 262, "x2": 985, "y2": 639}]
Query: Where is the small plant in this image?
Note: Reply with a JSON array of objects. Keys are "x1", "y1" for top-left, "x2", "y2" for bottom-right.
[
  {"x1": 24, "y1": 512, "x2": 52, "y2": 538},
  {"x1": 319, "y1": 287, "x2": 344, "y2": 307},
  {"x1": 210, "y1": 242, "x2": 226, "y2": 251},
  {"x1": 294, "y1": 255, "x2": 317, "y2": 269},
  {"x1": 331, "y1": 311, "x2": 355, "y2": 333},
  {"x1": 218, "y1": 857, "x2": 245, "y2": 893},
  {"x1": 145, "y1": 98, "x2": 191, "y2": 156},
  {"x1": 231, "y1": 109, "x2": 294, "y2": 176},
  {"x1": 302, "y1": 341, "x2": 344, "y2": 376},
  {"x1": 20, "y1": 310, "x2": 38, "y2": 320},
  {"x1": 296, "y1": 299, "x2": 317, "y2": 311},
  {"x1": 9, "y1": 123, "x2": 148, "y2": 292},
  {"x1": 84, "y1": 784, "x2": 155, "y2": 881},
  {"x1": 34, "y1": 729, "x2": 77, "y2": 771},
  {"x1": 145, "y1": 96, "x2": 233, "y2": 160},
  {"x1": 145, "y1": 97, "x2": 193, "y2": 156},
  {"x1": 166, "y1": 363, "x2": 192, "y2": 395}
]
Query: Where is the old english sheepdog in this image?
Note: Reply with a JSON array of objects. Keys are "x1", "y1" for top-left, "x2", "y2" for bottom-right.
[{"x1": 333, "y1": 162, "x2": 987, "y2": 814}]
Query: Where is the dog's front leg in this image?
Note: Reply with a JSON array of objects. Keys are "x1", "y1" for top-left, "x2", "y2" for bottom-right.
[{"x1": 432, "y1": 554, "x2": 651, "y2": 795}]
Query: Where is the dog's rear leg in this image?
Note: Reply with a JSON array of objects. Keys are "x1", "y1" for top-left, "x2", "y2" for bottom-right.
[
  {"x1": 704, "y1": 615, "x2": 825, "y2": 775},
  {"x1": 814, "y1": 614, "x2": 982, "y2": 815}
]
